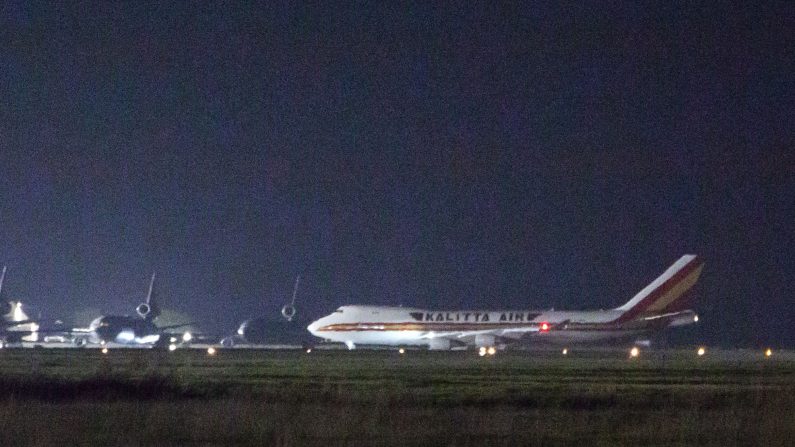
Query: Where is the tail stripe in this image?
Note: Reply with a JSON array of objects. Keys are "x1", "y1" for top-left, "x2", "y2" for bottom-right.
[
  {"x1": 643, "y1": 264, "x2": 703, "y2": 313},
  {"x1": 615, "y1": 255, "x2": 703, "y2": 323}
]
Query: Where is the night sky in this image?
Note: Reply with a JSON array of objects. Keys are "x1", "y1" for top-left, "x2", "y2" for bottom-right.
[{"x1": 1, "y1": 2, "x2": 793, "y2": 346}]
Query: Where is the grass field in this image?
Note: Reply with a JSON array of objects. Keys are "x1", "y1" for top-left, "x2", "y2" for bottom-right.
[{"x1": 0, "y1": 348, "x2": 792, "y2": 446}]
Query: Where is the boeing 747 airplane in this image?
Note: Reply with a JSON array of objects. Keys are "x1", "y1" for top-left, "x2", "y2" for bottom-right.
[{"x1": 307, "y1": 255, "x2": 704, "y2": 350}]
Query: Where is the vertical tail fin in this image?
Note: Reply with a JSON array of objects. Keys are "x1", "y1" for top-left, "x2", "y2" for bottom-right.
[
  {"x1": 0, "y1": 266, "x2": 6, "y2": 299},
  {"x1": 615, "y1": 255, "x2": 704, "y2": 323},
  {"x1": 281, "y1": 274, "x2": 301, "y2": 321},
  {"x1": 136, "y1": 273, "x2": 161, "y2": 320},
  {"x1": 146, "y1": 273, "x2": 156, "y2": 305}
]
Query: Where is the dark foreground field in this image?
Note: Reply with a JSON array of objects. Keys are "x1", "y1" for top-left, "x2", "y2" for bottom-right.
[{"x1": 0, "y1": 348, "x2": 792, "y2": 446}]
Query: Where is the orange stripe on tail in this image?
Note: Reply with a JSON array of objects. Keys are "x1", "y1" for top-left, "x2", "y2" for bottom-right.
[{"x1": 615, "y1": 255, "x2": 704, "y2": 324}]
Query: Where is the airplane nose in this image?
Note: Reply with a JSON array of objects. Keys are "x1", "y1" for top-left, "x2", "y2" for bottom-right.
[{"x1": 307, "y1": 320, "x2": 320, "y2": 334}]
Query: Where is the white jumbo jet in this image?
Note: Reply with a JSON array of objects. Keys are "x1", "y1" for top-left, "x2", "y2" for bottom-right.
[{"x1": 307, "y1": 255, "x2": 704, "y2": 350}]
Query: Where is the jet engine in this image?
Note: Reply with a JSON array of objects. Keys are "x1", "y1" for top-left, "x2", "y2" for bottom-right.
[
  {"x1": 136, "y1": 302, "x2": 152, "y2": 319},
  {"x1": 475, "y1": 334, "x2": 496, "y2": 348},
  {"x1": 281, "y1": 304, "x2": 296, "y2": 321},
  {"x1": 428, "y1": 338, "x2": 451, "y2": 350}
]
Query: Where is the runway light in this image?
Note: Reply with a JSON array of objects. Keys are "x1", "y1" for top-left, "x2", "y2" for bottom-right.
[
  {"x1": 169, "y1": 337, "x2": 177, "y2": 343},
  {"x1": 562, "y1": 348, "x2": 568, "y2": 356},
  {"x1": 305, "y1": 348, "x2": 312, "y2": 354},
  {"x1": 487, "y1": 346, "x2": 497, "y2": 356},
  {"x1": 101, "y1": 347, "x2": 108, "y2": 354},
  {"x1": 697, "y1": 347, "x2": 706, "y2": 356},
  {"x1": 694, "y1": 315, "x2": 699, "y2": 322},
  {"x1": 765, "y1": 348, "x2": 773, "y2": 358},
  {"x1": 398, "y1": 348, "x2": 405, "y2": 354},
  {"x1": 478, "y1": 347, "x2": 487, "y2": 357},
  {"x1": 629, "y1": 347, "x2": 640, "y2": 358},
  {"x1": 168, "y1": 343, "x2": 177, "y2": 352},
  {"x1": 182, "y1": 332, "x2": 192, "y2": 343},
  {"x1": 207, "y1": 347, "x2": 216, "y2": 356},
  {"x1": 539, "y1": 322, "x2": 550, "y2": 332}
]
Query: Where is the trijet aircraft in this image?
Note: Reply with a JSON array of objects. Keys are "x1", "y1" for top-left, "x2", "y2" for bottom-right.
[
  {"x1": 222, "y1": 275, "x2": 315, "y2": 348},
  {"x1": 70, "y1": 273, "x2": 192, "y2": 348}
]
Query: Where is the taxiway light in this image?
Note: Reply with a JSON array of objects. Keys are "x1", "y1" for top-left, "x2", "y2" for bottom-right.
[
  {"x1": 207, "y1": 347, "x2": 217, "y2": 356},
  {"x1": 478, "y1": 347, "x2": 487, "y2": 357},
  {"x1": 562, "y1": 348, "x2": 568, "y2": 355},
  {"x1": 182, "y1": 332, "x2": 192, "y2": 343},
  {"x1": 168, "y1": 343, "x2": 177, "y2": 352},
  {"x1": 398, "y1": 348, "x2": 405, "y2": 355},
  {"x1": 697, "y1": 347, "x2": 706, "y2": 356},
  {"x1": 539, "y1": 322, "x2": 550, "y2": 332},
  {"x1": 629, "y1": 347, "x2": 640, "y2": 358},
  {"x1": 101, "y1": 347, "x2": 108, "y2": 354},
  {"x1": 765, "y1": 348, "x2": 773, "y2": 358},
  {"x1": 487, "y1": 346, "x2": 497, "y2": 356}
]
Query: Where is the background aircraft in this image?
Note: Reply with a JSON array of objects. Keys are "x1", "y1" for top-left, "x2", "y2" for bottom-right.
[
  {"x1": 221, "y1": 275, "x2": 316, "y2": 348},
  {"x1": 308, "y1": 255, "x2": 704, "y2": 350},
  {"x1": 70, "y1": 273, "x2": 192, "y2": 348},
  {"x1": 0, "y1": 266, "x2": 41, "y2": 346}
]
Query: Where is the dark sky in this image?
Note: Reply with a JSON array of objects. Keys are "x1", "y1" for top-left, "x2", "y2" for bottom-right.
[{"x1": 1, "y1": 2, "x2": 793, "y2": 346}]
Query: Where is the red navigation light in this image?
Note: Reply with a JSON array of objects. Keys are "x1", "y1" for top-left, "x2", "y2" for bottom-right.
[{"x1": 540, "y1": 322, "x2": 550, "y2": 332}]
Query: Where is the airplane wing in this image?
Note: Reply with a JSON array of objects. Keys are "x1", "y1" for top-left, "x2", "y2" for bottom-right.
[
  {"x1": 156, "y1": 322, "x2": 197, "y2": 331},
  {"x1": 638, "y1": 310, "x2": 698, "y2": 328},
  {"x1": 416, "y1": 324, "x2": 547, "y2": 346},
  {"x1": 1, "y1": 319, "x2": 37, "y2": 327}
]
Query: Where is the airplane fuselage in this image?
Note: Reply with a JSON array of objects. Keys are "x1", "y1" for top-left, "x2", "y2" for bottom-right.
[
  {"x1": 225, "y1": 315, "x2": 316, "y2": 347},
  {"x1": 308, "y1": 306, "x2": 543, "y2": 347},
  {"x1": 308, "y1": 305, "x2": 698, "y2": 348},
  {"x1": 88, "y1": 315, "x2": 161, "y2": 345}
]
